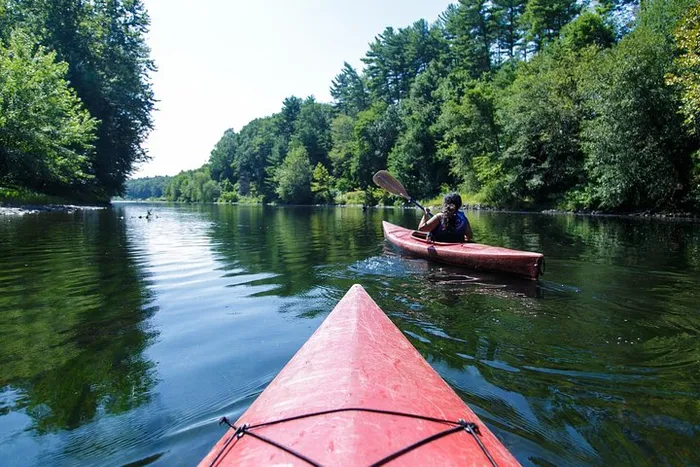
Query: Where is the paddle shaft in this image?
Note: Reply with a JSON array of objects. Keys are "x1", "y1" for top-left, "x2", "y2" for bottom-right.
[{"x1": 409, "y1": 198, "x2": 427, "y2": 214}]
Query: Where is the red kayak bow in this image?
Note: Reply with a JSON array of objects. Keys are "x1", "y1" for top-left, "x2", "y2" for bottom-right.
[{"x1": 200, "y1": 285, "x2": 520, "y2": 466}]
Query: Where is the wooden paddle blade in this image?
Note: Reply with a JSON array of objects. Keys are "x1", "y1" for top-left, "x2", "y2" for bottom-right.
[{"x1": 373, "y1": 170, "x2": 409, "y2": 199}]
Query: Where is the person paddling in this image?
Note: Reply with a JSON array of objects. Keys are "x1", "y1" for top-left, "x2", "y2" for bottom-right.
[{"x1": 418, "y1": 193, "x2": 473, "y2": 243}]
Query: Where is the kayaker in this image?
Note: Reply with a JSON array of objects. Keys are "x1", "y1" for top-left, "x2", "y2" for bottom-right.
[{"x1": 418, "y1": 192, "x2": 473, "y2": 242}]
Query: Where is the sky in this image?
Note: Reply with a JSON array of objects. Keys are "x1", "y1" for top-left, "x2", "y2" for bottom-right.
[{"x1": 135, "y1": 0, "x2": 454, "y2": 178}]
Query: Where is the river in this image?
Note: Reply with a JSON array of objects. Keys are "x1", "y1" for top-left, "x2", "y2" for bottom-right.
[{"x1": 0, "y1": 203, "x2": 698, "y2": 465}]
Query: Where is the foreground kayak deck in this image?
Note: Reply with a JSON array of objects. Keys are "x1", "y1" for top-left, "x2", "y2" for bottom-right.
[
  {"x1": 200, "y1": 285, "x2": 519, "y2": 466},
  {"x1": 383, "y1": 221, "x2": 544, "y2": 280}
]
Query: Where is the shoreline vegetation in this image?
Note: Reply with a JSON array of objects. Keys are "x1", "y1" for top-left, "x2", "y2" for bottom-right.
[
  {"x1": 125, "y1": 0, "x2": 699, "y2": 216},
  {"x1": 109, "y1": 197, "x2": 699, "y2": 222},
  {"x1": 0, "y1": 0, "x2": 154, "y2": 203},
  {"x1": 3, "y1": 188, "x2": 696, "y2": 220},
  {"x1": 3, "y1": 1, "x2": 699, "y2": 215}
]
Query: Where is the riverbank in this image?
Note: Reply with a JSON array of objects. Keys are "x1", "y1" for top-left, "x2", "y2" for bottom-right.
[
  {"x1": 11, "y1": 197, "x2": 699, "y2": 221},
  {"x1": 1, "y1": 187, "x2": 107, "y2": 216},
  {"x1": 0, "y1": 204, "x2": 106, "y2": 216}
]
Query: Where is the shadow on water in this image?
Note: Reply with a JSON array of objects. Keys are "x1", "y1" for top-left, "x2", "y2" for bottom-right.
[
  {"x1": 380, "y1": 246, "x2": 543, "y2": 298},
  {"x1": 0, "y1": 210, "x2": 158, "y2": 463}
]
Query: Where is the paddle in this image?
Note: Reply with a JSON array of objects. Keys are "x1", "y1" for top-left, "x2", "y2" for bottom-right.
[{"x1": 372, "y1": 170, "x2": 427, "y2": 214}]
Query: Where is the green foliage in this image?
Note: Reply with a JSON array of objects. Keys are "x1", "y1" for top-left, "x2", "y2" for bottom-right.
[
  {"x1": 293, "y1": 97, "x2": 333, "y2": 167},
  {"x1": 328, "y1": 114, "x2": 356, "y2": 190},
  {"x1": 124, "y1": 176, "x2": 171, "y2": 199},
  {"x1": 279, "y1": 96, "x2": 303, "y2": 139},
  {"x1": 498, "y1": 42, "x2": 595, "y2": 204},
  {"x1": 581, "y1": 0, "x2": 698, "y2": 211},
  {"x1": 338, "y1": 187, "x2": 387, "y2": 206},
  {"x1": 217, "y1": 179, "x2": 237, "y2": 203},
  {"x1": 124, "y1": 0, "x2": 699, "y2": 214},
  {"x1": 0, "y1": 29, "x2": 97, "y2": 195},
  {"x1": 1, "y1": 0, "x2": 154, "y2": 200},
  {"x1": 201, "y1": 180, "x2": 220, "y2": 202},
  {"x1": 218, "y1": 191, "x2": 238, "y2": 204},
  {"x1": 388, "y1": 65, "x2": 448, "y2": 198},
  {"x1": 338, "y1": 190, "x2": 365, "y2": 205},
  {"x1": 162, "y1": 167, "x2": 220, "y2": 203},
  {"x1": 445, "y1": 0, "x2": 496, "y2": 76},
  {"x1": 311, "y1": 163, "x2": 335, "y2": 204},
  {"x1": 437, "y1": 77, "x2": 503, "y2": 195},
  {"x1": 209, "y1": 129, "x2": 237, "y2": 182},
  {"x1": 274, "y1": 143, "x2": 312, "y2": 204},
  {"x1": 666, "y1": 2, "x2": 700, "y2": 134},
  {"x1": 492, "y1": 0, "x2": 527, "y2": 63},
  {"x1": 521, "y1": 0, "x2": 581, "y2": 52},
  {"x1": 362, "y1": 20, "x2": 446, "y2": 103},
  {"x1": 0, "y1": 186, "x2": 73, "y2": 205},
  {"x1": 330, "y1": 62, "x2": 369, "y2": 116},
  {"x1": 235, "y1": 116, "x2": 279, "y2": 198},
  {"x1": 560, "y1": 11, "x2": 616, "y2": 50},
  {"x1": 352, "y1": 103, "x2": 402, "y2": 189}
]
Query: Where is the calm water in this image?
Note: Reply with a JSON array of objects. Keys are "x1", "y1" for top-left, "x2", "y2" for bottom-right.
[{"x1": 0, "y1": 204, "x2": 698, "y2": 466}]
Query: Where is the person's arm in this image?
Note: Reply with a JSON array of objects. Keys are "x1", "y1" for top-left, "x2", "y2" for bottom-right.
[
  {"x1": 464, "y1": 218, "x2": 473, "y2": 241},
  {"x1": 418, "y1": 209, "x2": 442, "y2": 232}
]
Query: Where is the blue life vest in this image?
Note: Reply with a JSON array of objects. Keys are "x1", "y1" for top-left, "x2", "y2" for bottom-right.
[{"x1": 432, "y1": 211, "x2": 468, "y2": 243}]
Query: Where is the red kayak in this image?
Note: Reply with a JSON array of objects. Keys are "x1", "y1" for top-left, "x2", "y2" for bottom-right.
[
  {"x1": 383, "y1": 221, "x2": 544, "y2": 280},
  {"x1": 200, "y1": 285, "x2": 520, "y2": 466}
]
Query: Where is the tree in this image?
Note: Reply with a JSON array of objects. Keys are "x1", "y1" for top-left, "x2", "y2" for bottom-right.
[
  {"x1": 492, "y1": 0, "x2": 527, "y2": 64},
  {"x1": 362, "y1": 20, "x2": 445, "y2": 103},
  {"x1": 498, "y1": 43, "x2": 593, "y2": 205},
  {"x1": 580, "y1": 0, "x2": 698, "y2": 211},
  {"x1": 293, "y1": 97, "x2": 333, "y2": 167},
  {"x1": 124, "y1": 176, "x2": 171, "y2": 199},
  {"x1": 274, "y1": 143, "x2": 312, "y2": 203},
  {"x1": 311, "y1": 163, "x2": 335, "y2": 204},
  {"x1": 5, "y1": 0, "x2": 155, "y2": 198},
  {"x1": 666, "y1": 2, "x2": 700, "y2": 134},
  {"x1": 104, "y1": 0, "x2": 700, "y2": 213},
  {"x1": 445, "y1": 0, "x2": 496, "y2": 77},
  {"x1": 560, "y1": 11, "x2": 615, "y2": 51},
  {"x1": 665, "y1": 1, "x2": 700, "y2": 208},
  {"x1": 520, "y1": 0, "x2": 580, "y2": 53},
  {"x1": 201, "y1": 180, "x2": 221, "y2": 202},
  {"x1": 209, "y1": 129, "x2": 237, "y2": 182},
  {"x1": 0, "y1": 29, "x2": 97, "y2": 195},
  {"x1": 389, "y1": 66, "x2": 449, "y2": 198},
  {"x1": 330, "y1": 62, "x2": 369, "y2": 116},
  {"x1": 328, "y1": 114, "x2": 357, "y2": 190},
  {"x1": 234, "y1": 117, "x2": 278, "y2": 198},
  {"x1": 437, "y1": 77, "x2": 503, "y2": 198},
  {"x1": 279, "y1": 96, "x2": 302, "y2": 140},
  {"x1": 352, "y1": 103, "x2": 402, "y2": 189}
]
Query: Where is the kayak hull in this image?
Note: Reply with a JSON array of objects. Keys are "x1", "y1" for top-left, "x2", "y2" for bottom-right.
[
  {"x1": 200, "y1": 285, "x2": 519, "y2": 466},
  {"x1": 382, "y1": 221, "x2": 543, "y2": 280}
]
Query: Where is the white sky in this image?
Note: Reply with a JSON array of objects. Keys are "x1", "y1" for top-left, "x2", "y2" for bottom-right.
[{"x1": 135, "y1": 0, "x2": 453, "y2": 178}]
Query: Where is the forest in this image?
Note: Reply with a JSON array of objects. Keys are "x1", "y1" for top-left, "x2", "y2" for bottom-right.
[
  {"x1": 0, "y1": 0, "x2": 154, "y2": 202},
  {"x1": 127, "y1": 0, "x2": 699, "y2": 212},
  {"x1": 2, "y1": 1, "x2": 697, "y2": 211},
  {"x1": 128, "y1": 0, "x2": 699, "y2": 212}
]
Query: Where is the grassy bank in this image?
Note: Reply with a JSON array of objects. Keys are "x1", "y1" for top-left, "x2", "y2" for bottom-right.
[
  {"x1": 0, "y1": 187, "x2": 107, "y2": 206},
  {"x1": 0, "y1": 187, "x2": 73, "y2": 206}
]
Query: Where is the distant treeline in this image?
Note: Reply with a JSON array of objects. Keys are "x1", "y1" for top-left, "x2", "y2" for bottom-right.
[
  {"x1": 127, "y1": 0, "x2": 699, "y2": 212},
  {"x1": 0, "y1": 0, "x2": 154, "y2": 202},
  {"x1": 122, "y1": 176, "x2": 171, "y2": 200}
]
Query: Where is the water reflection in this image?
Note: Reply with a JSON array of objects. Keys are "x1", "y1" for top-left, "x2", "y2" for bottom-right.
[
  {"x1": 0, "y1": 211, "x2": 157, "y2": 436},
  {"x1": 0, "y1": 205, "x2": 698, "y2": 466}
]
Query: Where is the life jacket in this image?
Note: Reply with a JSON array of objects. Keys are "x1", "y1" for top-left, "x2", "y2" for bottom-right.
[{"x1": 431, "y1": 211, "x2": 468, "y2": 243}]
